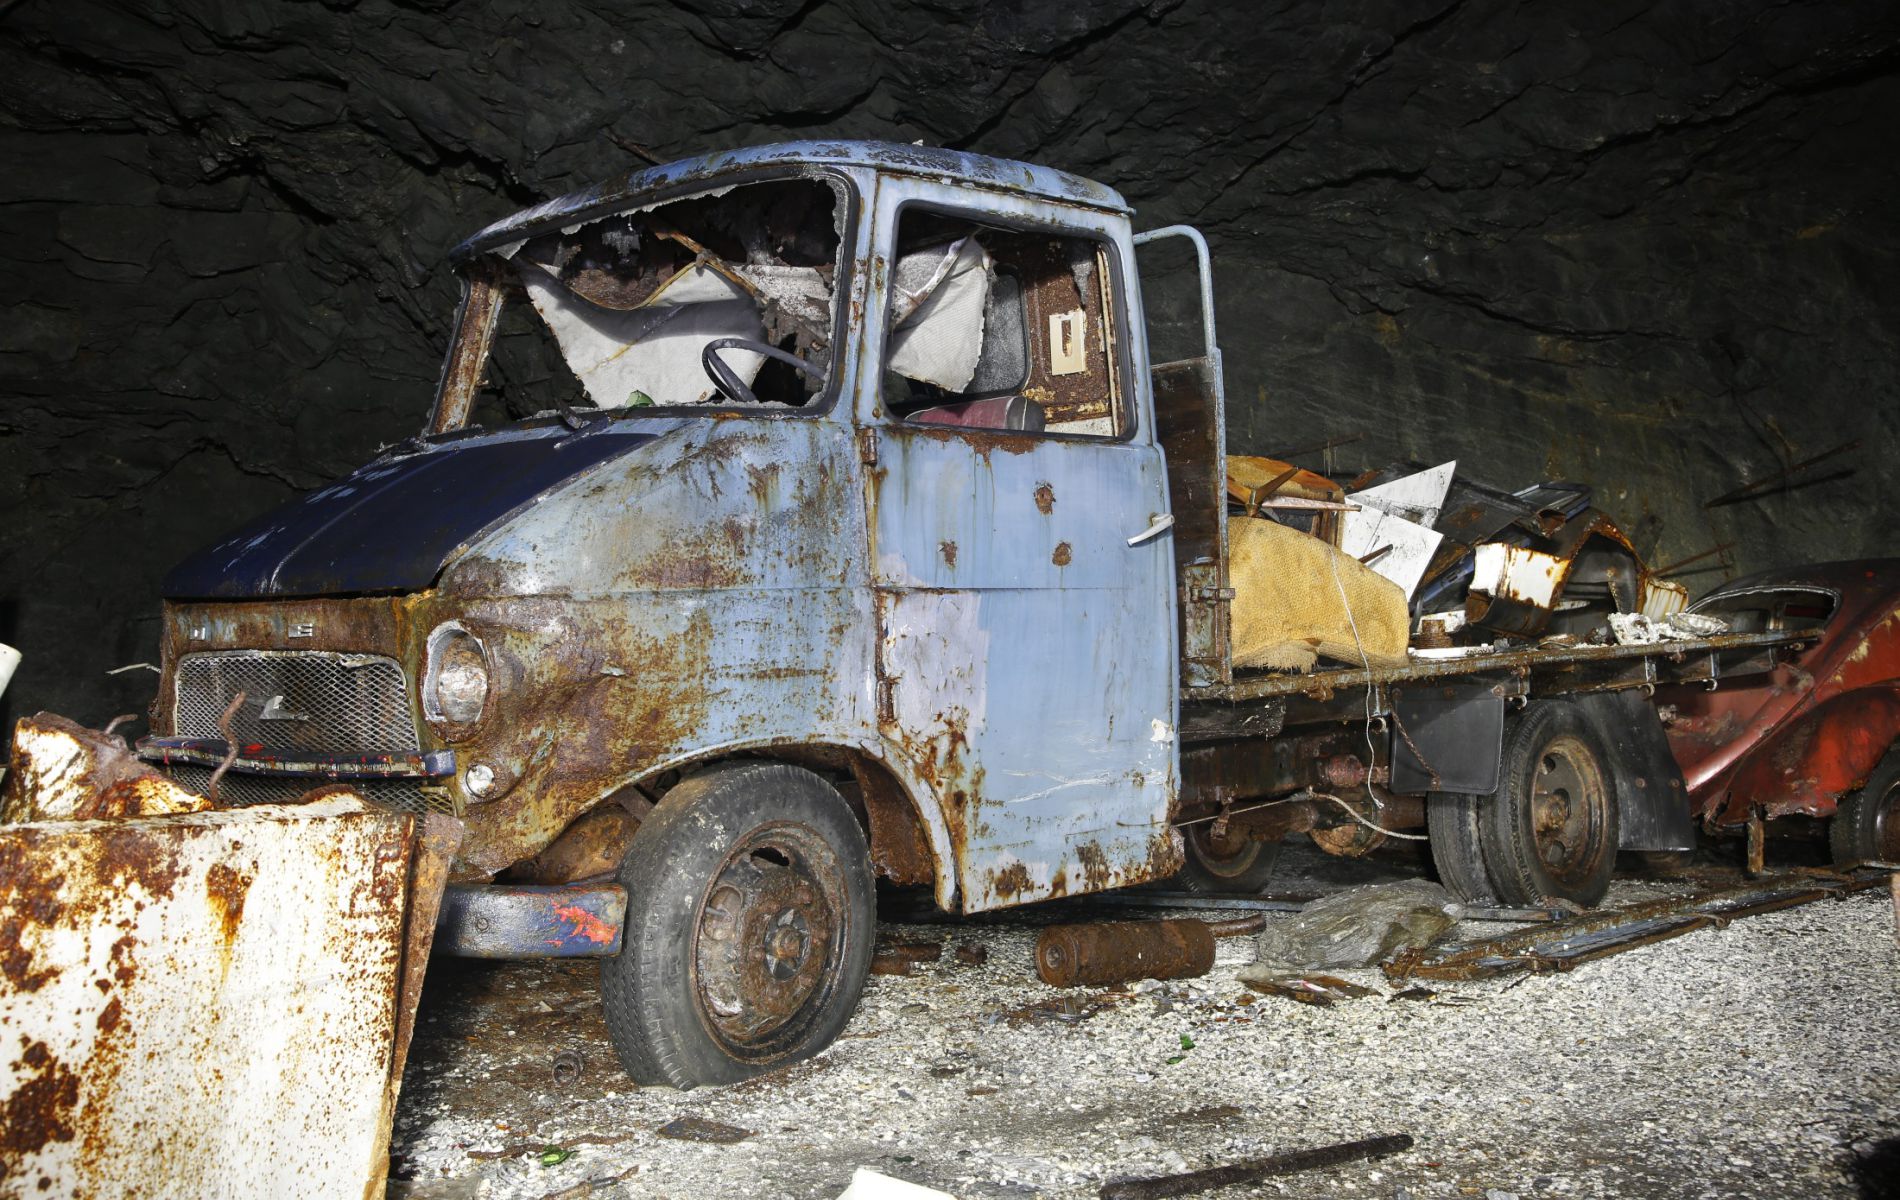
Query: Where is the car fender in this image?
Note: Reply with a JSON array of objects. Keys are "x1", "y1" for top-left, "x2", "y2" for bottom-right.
[{"x1": 1718, "y1": 685, "x2": 1900, "y2": 824}]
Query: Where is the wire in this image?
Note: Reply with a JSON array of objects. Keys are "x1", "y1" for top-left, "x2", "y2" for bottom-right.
[{"x1": 1303, "y1": 789, "x2": 1429, "y2": 841}]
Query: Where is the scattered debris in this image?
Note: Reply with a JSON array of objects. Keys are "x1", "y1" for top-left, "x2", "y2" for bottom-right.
[
  {"x1": 1388, "y1": 986, "x2": 1437, "y2": 1003},
  {"x1": 953, "y1": 941, "x2": 989, "y2": 966},
  {"x1": 1035, "y1": 919, "x2": 1232, "y2": 988},
  {"x1": 836, "y1": 1166, "x2": 959, "y2": 1198},
  {"x1": 1252, "y1": 880, "x2": 1459, "y2": 969},
  {"x1": 1098, "y1": 1132, "x2": 1414, "y2": 1199},
  {"x1": 551, "y1": 1049, "x2": 585, "y2": 1087},
  {"x1": 875, "y1": 940, "x2": 945, "y2": 970},
  {"x1": 466, "y1": 1132, "x2": 632, "y2": 1161},
  {"x1": 541, "y1": 1163, "x2": 641, "y2": 1199},
  {"x1": 1238, "y1": 972, "x2": 1380, "y2": 1007},
  {"x1": 870, "y1": 952, "x2": 917, "y2": 976},
  {"x1": 1609, "y1": 611, "x2": 1730, "y2": 645},
  {"x1": 655, "y1": 1116, "x2": 753, "y2": 1144},
  {"x1": 1385, "y1": 870, "x2": 1893, "y2": 981},
  {"x1": 995, "y1": 992, "x2": 1127, "y2": 1026}
]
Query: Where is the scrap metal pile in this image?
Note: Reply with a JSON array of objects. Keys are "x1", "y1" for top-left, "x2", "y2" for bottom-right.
[{"x1": 1224, "y1": 455, "x2": 1706, "y2": 675}]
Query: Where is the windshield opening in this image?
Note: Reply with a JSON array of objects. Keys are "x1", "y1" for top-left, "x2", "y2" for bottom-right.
[{"x1": 458, "y1": 178, "x2": 843, "y2": 428}]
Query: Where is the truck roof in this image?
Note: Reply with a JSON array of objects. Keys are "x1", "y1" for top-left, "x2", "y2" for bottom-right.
[{"x1": 452, "y1": 140, "x2": 1130, "y2": 261}]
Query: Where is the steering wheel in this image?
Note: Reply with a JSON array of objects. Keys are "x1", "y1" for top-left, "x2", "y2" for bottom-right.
[{"x1": 701, "y1": 337, "x2": 828, "y2": 406}]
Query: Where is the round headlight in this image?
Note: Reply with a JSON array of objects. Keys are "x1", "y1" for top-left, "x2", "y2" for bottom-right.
[{"x1": 426, "y1": 624, "x2": 491, "y2": 734}]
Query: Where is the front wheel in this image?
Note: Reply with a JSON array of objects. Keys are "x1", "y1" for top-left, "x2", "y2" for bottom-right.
[
  {"x1": 1830, "y1": 747, "x2": 1900, "y2": 867},
  {"x1": 599, "y1": 761, "x2": 875, "y2": 1088}
]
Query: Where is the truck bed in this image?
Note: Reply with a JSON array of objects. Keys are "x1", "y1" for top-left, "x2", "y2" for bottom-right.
[{"x1": 1201, "y1": 628, "x2": 1814, "y2": 703}]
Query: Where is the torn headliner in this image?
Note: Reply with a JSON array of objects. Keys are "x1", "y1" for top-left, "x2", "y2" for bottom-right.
[{"x1": 450, "y1": 141, "x2": 1131, "y2": 264}]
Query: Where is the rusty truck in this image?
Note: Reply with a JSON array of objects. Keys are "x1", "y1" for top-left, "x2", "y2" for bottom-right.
[{"x1": 135, "y1": 142, "x2": 1811, "y2": 1087}]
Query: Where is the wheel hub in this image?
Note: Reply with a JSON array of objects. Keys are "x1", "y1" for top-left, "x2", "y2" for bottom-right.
[
  {"x1": 1529, "y1": 736, "x2": 1608, "y2": 883},
  {"x1": 694, "y1": 838, "x2": 836, "y2": 1047},
  {"x1": 1875, "y1": 784, "x2": 1900, "y2": 863}
]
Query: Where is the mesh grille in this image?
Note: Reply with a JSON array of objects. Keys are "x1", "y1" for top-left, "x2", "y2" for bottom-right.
[
  {"x1": 174, "y1": 651, "x2": 418, "y2": 754},
  {"x1": 163, "y1": 764, "x2": 457, "y2": 816}
]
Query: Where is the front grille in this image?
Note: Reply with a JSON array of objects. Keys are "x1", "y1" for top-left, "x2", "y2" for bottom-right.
[
  {"x1": 174, "y1": 651, "x2": 417, "y2": 754},
  {"x1": 162, "y1": 764, "x2": 454, "y2": 816},
  {"x1": 168, "y1": 650, "x2": 454, "y2": 815}
]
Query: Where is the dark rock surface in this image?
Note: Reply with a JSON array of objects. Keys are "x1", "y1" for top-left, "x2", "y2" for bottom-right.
[{"x1": 3, "y1": 0, "x2": 1897, "y2": 731}]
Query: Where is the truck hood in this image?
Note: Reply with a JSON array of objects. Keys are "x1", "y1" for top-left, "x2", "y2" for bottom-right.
[{"x1": 161, "y1": 423, "x2": 659, "y2": 600}]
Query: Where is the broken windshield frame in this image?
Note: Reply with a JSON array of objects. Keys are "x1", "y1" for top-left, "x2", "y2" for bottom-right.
[{"x1": 428, "y1": 171, "x2": 857, "y2": 436}]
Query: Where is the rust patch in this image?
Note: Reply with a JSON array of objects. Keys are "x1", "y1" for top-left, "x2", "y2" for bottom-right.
[
  {"x1": 203, "y1": 862, "x2": 253, "y2": 945},
  {"x1": 0, "y1": 1039, "x2": 80, "y2": 1177},
  {"x1": 1051, "y1": 541, "x2": 1072, "y2": 567},
  {"x1": 1033, "y1": 482, "x2": 1055, "y2": 515},
  {"x1": 940, "y1": 540, "x2": 958, "y2": 568},
  {"x1": 989, "y1": 861, "x2": 1033, "y2": 901},
  {"x1": 854, "y1": 762, "x2": 934, "y2": 886},
  {"x1": 0, "y1": 833, "x2": 62, "y2": 994},
  {"x1": 1075, "y1": 840, "x2": 1112, "y2": 892},
  {"x1": 95, "y1": 996, "x2": 124, "y2": 1033}
]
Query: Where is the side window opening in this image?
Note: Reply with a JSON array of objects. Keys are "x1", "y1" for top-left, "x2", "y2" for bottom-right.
[
  {"x1": 882, "y1": 210, "x2": 1127, "y2": 439},
  {"x1": 466, "y1": 179, "x2": 842, "y2": 426}
]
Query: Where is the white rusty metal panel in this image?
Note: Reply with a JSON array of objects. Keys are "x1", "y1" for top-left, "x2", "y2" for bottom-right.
[{"x1": 0, "y1": 796, "x2": 417, "y2": 1199}]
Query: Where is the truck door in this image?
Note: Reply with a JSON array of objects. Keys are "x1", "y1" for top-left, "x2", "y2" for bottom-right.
[{"x1": 859, "y1": 190, "x2": 1182, "y2": 911}]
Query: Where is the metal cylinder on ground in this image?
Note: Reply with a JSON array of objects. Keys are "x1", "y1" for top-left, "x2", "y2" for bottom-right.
[{"x1": 1035, "y1": 918, "x2": 1218, "y2": 988}]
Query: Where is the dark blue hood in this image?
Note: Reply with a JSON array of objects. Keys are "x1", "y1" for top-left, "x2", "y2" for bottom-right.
[{"x1": 163, "y1": 424, "x2": 657, "y2": 599}]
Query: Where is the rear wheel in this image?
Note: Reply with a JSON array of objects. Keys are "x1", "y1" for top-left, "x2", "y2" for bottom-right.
[
  {"x1": 1427, "y1": 791, "x2": 1496, "y2": 904},
  {"x1": 599, "y1": 762, "x2": 875, "y2": 1088},
  {"x1": 1481, "y1": 702, "x2": 1620, "y2": 908},
  {"x1": 1173, "y1": 821, "x2": 1282, "y2": 893},
  {"x1": 1830, "y1": 748, "x2": 1900, "y2": 867}
]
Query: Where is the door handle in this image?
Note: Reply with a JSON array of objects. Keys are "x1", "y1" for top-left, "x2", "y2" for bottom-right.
[{"x1": 1127, "y1": 513, "x2": 1176, "y2": 546}]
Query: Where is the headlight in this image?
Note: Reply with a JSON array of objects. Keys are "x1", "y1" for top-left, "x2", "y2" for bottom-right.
[{"x1": 424, "y1": 624, "x2": 490, "y2": 736}]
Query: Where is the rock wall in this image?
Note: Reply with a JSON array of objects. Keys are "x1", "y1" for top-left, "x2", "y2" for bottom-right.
[{"x1": 3, "y1": 0, "x2": 1897, "y2": 730}]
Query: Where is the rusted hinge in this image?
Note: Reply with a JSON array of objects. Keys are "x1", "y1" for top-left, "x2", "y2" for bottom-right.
[
  {"x1": 856, "y1": 427, "x2": 879, "y2": 466},
  {"x1": 875, "y1": 676, "x2": 896, "y2": 724},
  {"x1": 1183, "y1": 584, "x2": 1236, "y2": 603}
]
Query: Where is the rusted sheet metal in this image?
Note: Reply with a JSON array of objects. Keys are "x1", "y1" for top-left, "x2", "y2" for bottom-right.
[
  {"x1": 1723, "y1": 688, "x2": 1900, "y2": 821},
  {"x1": 430, "y1": 416, "x2": 899, "y2": 877},
  {"x1": 1658, "y1": 563, "x2": 1900, "y2": 827},
  {"x1": 2, "y1": 713, "x2": 210, "y2": 823},
  {"x1": 1383, "y1": 870, "x2": 1891, "y2": 981},
  {"x1": 451, "y1": 140, "x2": 1129, "y2": 265},
  {"x1": 435, "y1": 881, "x2": 627, "y2": 957},
  {"x1": 1462, "y1": 509, "x2": 1681, "y2": 637},
  {"x1": 0, "y1": 796, "x2": 444, "y2": 1198}
]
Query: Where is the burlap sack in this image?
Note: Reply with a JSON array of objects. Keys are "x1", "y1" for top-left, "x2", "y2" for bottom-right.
[{"x1": 1229, "y1": 516, "x2": 1410, "y2": 672}]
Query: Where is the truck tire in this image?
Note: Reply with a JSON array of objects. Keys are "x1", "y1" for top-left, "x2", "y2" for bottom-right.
[
  {"x1": 1174, "y1": 822, "x2": 1282, "y2": 893},
  {"x1": 1427, "y1": 792, "x2": 1497, "y2": 904},
  {"x1": 599, "y1": 761, "x2": 876, "y2": 1088},
  {"x1": 1480, "y1": 701, "x2": 1619, "y2": 908},
  {"x1": 1829, "y1": 747, "x2": 1900, "y2": 867}
]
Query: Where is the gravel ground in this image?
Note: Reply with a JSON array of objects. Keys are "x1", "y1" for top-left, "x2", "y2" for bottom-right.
[{"x1": 390, "y1": 849, "x2": 1899, "y2": 1200}]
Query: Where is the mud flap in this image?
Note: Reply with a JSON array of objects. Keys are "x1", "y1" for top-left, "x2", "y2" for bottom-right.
[
  {"x1": 1389, "y1": 685, "x2": 1505, "y2": 795},
  {"x1": 0, "y1": 797, "x2": 460, "y2": 1197},
  {"x1": 1574, "y1": 689, "x2": 1694, "y2": 851}
]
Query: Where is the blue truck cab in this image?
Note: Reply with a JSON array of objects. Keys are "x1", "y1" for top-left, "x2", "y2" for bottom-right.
[{"x1": 145, "y1": 142, "x2": 1199, "y2": 1085}]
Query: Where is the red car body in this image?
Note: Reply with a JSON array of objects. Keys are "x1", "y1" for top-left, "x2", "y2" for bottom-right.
[{"x1": 1661, "y1": 560, "x2": 1900, "y2": 830}]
